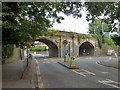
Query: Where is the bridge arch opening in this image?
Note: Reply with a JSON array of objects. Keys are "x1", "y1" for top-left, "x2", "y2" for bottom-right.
[
  {"x1": 36, "y1": 38, "x2": 58, "y2": 57},
  {"x1": 79, "y1": 42, "x2": 94, "y2": 56}
]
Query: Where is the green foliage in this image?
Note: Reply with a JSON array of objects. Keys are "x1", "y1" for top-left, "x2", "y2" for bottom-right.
[
  {"x1": 111, "y1": 34, "x2": 120, "y2": 46},
  {"x1": 44, "y1": 29, "x2": 60, "y2": 36},
  {"x1": 91, "y1": 34, "x2": 97, "y2": 39},
  {"x1": 2, "y1": 44, "x2": 14, "y2": 60},
  {"x1": 77, "y1": 34, "x2": 90, "y2": 43},
  {"x1": 116, "y1": 45, "x2": 120, "y2": 49},
  {"x1": 104, "y1": 37, "x2": 115, "y2": 45},
  {"x1": 69, "y1": 31, "x2": 77, "y2": 38},
  {"x1": 85, "y1": 2, "x2": 118, "y2": 32},
  {"x1": 29, "y1": 45, "x2": 48, "y2": 51},
  {"x1": 89, "y1": 18, "x2": 111, "y2": 48}
]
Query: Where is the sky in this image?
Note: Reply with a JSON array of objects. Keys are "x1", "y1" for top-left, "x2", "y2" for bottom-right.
[{"x1": 53, "y1": 9, "x2": 89, "y2": 34}]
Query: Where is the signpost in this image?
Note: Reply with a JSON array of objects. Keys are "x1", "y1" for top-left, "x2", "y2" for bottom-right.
[
  {"x1": 66, "y1": 50, "x2": 69, "y2": 61},
  {"x1": 63, "y1": 40, "x2": 67, "y2": 62},
  {"x1": 63, "y1": 40, "x2": 67, "y2": 45}
]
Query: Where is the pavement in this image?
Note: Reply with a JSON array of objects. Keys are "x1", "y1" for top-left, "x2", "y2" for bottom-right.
[
  {"x1": 2, "y1": 58, "x2": 35, "y2": 88},
  {"x1": 97, "y1": 57, "x2": 120, "y2": 69}
]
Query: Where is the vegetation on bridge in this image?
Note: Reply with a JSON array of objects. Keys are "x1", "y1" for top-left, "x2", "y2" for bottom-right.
[
  {"x1": 43, "y1": 29, "x2": 60, "y2": 36},
  {"x1": 77, "y1": 34, "x2": 90, "y2": 43}
]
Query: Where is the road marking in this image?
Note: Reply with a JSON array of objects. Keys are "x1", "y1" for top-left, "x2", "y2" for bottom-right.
[
  {"x1": 41, "y1": 62, "x2": 57, "y2": 64},
  {"x1": 98, "y1": 79, "x2": 120, "y2": 88},
  {"x1": 89, "y1": 57, "x2": 91, "y2": 59},
  {"x1": 72, "y1": 70, "x2": 86, "y2": 76},
  {"x1": 96, "y1": 61, "x2": 118, "y2": 70},
  {"x1": 34, "y1": 59, "x2": 44, "y2": 88},
  {"x1": 101, "y1": 72, "x2": 109, "y2": 74},
  {"x1": 44, "y1": 59, "x2": 48, "y2": 61},
  {"x1": 72, "y1": 69, "x2": 96, "y2": 77}
]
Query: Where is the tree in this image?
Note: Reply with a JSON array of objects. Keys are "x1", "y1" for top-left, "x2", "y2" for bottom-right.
[
  {"x1": 111, "y1": 34, "x2": 120, "y2": 46},
  {"x1": 84, "y1": 2, "x2": 118, "y2": 32},
  {"x1": 89, "y1": 18, "x2": 111, "y2": 48},
  {"x1": 2, "y1": 2, "x2": 83, "y2": 59}
]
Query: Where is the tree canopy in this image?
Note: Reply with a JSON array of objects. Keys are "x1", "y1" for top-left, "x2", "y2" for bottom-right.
[{"x1": 85, "y1": 2, "x2": 118, "y2": 32}]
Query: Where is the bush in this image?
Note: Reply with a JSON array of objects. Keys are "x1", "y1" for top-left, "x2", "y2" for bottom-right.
[
  {"x1": 29, "y1": 45, "x2": 48, "y2": 51},
  {"x1": 2, "y1": 44, "x2": 14, "y2": 61},
  {"x1": 104, "y1": 37, "x2": 115, "y2": 45},
  {"x1": 116, "y1": 45, "x2": 120, "y2": 49}
]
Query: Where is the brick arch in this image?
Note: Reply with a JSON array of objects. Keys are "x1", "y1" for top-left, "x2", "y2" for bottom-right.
[
  {"x1": 79, "y1": 41, "x2": 95, "y2": 56},
  {"x1": 36, "y1": 37, "x2": 58, "y2": 57},
  {"x1": 79, "y1": 39, "x2": 95, "y2": 47}
]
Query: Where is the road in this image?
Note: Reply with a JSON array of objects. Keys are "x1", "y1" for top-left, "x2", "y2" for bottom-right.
[{"x1": 33, "y1": 54, "x2": 119, "y2": 88}]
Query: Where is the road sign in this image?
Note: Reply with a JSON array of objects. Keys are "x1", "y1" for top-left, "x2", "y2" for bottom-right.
[
  {"x1": 66, "y1": 50, "x2": 69, "y2": 54},
  {"x1": 71, "y1": 57, "x2": 75, "y2": 60},
  {"x1": 63, "y1": 40, "x2": 67, "y2": 45}
]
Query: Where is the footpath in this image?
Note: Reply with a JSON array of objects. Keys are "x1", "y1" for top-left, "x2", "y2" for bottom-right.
[{"x1": 2, "y1": 56, "x2": 36, "y2": 88}]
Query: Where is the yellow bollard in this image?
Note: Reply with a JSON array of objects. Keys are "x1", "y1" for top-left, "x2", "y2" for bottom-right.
[
  {"x1": 71, "y1": 60, "x2": 75, "y2": 66},
  {"x1": 68, "y1": 57, "x2": 70, "y2": 61},
  {"x1": 115, "y1": 53, "x2": 117, "y2": 57},
  {"x1": 70, "y1": 57, "x2": 75, "y2": 66}
]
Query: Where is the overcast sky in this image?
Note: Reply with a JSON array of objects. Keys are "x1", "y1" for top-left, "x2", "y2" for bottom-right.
[{"x1": 53, "y1": 9, "x2": 89, "y2": 34}]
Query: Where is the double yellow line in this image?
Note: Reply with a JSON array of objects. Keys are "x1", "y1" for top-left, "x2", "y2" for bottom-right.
[{"x1": 35, "y1": 59, "x2": 44, "y2": 88}]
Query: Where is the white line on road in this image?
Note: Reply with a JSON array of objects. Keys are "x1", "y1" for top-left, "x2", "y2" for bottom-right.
[
  {"x1": 44, "y1": 59, "x2": 48, "y2": 61},
  {"x1": 71, "y1": 70, "x2": 86, "y2": 76},
  {"x1": 40, "y1": 62, "x2": 57, "y2": 64},
  {"x1": 101, "y1": 72, "x2": 109, "y2": 74},
  {"x1": 71, "y1": 69, "x2": 96, "y2": 77},
  {"x1": 98, "y1": 79, "x2": 120, "y2": 88}
]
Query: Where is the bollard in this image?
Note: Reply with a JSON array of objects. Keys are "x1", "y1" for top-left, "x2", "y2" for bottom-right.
[
  {"x1": 68, "y1": 56, "x2": 70, "y2": 61},
  {"x1": 70, "y1": 57, "x2": 75, "y2": 67},
  {"x1": 66, "y1": 54, "x2": 69, "y2": 62},
  {"x1": 64, "y1": 55, "x2": 66, "y2": 62},
  {"x1": 115, "y1": 53, "x2": 117, "y2": 57}
]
